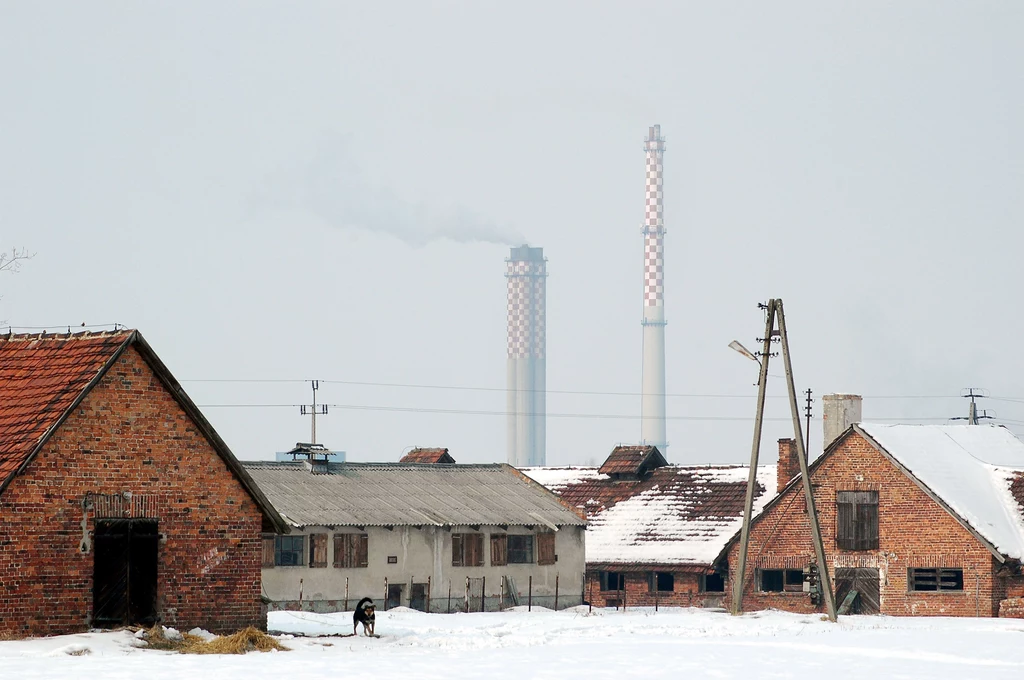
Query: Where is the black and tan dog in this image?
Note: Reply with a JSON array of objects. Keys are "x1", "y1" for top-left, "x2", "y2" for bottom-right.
[{"x1": 353, "y1": 597, "x2": 376, "y2": 636}]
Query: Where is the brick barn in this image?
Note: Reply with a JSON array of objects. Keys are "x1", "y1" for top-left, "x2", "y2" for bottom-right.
[
  {"x1": 0, "y1": 330, "x2": 287, "y2": 637},
  {"x1": 723, "y1": 424, "x2": 1024, "y2": 617},
  {"x1": 525, "y1": 446, "x2": 776, "y2": 608}
]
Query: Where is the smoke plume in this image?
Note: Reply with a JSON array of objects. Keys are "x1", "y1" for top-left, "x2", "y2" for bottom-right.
[{"x1": 259, "y1": 141, "x2": 525, "y2": 246}]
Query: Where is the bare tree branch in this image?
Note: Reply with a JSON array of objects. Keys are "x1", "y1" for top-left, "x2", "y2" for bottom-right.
[{"x1": 0, "y1": 247, "x2": 33, "y2": 274}]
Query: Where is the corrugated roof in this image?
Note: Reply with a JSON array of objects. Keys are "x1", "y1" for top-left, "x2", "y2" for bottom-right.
[
  {"x1": 242, "y1": 462, "x2": 586, "y2": 529},
  {"x1": 524, "y1": 464, "x2": 777, "y2": 567},
  {"x1": 399, "y1": 448, "x2": 455, "y2": 464}
]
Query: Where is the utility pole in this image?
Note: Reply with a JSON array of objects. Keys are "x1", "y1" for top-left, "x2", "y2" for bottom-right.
[
  {"x1": 952, "y1": 388, "x2": 993, "y2": 426},
  {"x1": 731, "y1": 299, "x2": 837, "y2": 622},
  {"x1": 804, "y1": 389, "x2": 813, "y2": 455},
  {"x1": 300, "y1": 380, "x2": 329, "y2": 445}
]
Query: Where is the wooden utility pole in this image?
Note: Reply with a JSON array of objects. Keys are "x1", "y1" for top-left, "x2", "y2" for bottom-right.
[{"x1": 731, "y1": 299, "x2": 837, "y2": 622}]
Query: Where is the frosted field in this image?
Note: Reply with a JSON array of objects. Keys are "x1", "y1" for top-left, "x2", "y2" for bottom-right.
[{"x1": 3, "y1": 606, "x2": 1024, "y2": 680}]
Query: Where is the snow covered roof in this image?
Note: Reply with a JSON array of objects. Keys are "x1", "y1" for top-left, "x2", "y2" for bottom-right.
[
  {"x1": 857, "y1": 423, "x2": 1024, "y2": 562},
  {"x1": 523, "y1": 464, "x2": 777, "y2": 569}
]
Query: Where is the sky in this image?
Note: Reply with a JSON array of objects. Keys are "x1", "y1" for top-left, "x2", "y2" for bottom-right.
[{"x1": 1, "y1": 2, "x2": 1022, "y2": 466}]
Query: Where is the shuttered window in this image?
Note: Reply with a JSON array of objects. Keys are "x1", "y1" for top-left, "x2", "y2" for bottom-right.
[
  {"x1": 491, "y1": 534, "x2": 508, "y2": 566},
  {"x1": 309, "y1": 533, "x2": 328, "y2": 568},
  {"x1": 537, "y1": 533, "x2": 556, "y2": 566},
  {"x1": 836, "y1": 491, "x2": 879, "y2": 551},
  {"x1": 262, "y1": 535, "x2": 276, "y2": 568},
  {"x1": 909, "y1": 568, "x2": 964, "y2": 591},
  {"x1": 333, "y1": 533, "x2": 369, "y2": 568},
  {"x1": 452, "y1": 533, "x2": 484, "y2": 567}
]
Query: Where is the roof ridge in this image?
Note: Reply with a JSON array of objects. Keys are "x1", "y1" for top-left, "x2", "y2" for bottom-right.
[{"x1": 0, "y1": 329, "x2": 136, "y2": 342}]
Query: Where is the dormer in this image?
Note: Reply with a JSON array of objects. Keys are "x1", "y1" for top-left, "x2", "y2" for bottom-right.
[
  {"x1": 399, "y1": 447, "x2": 456, "y2": 464},
  {"x1": 598, "y1": 445, "x2": 668, "y2": 481}
]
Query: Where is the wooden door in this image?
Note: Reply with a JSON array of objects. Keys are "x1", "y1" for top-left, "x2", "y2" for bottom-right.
[
  {"x1": 835, "y1": 568, "x2": 880, "y2": 615},
  {"x1": 93, "y1": 519, "x2": 159, "y2": 627}
]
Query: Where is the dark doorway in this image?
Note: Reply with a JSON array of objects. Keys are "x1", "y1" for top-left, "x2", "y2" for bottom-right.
[
  {"x1": 834, "y1": 568, "x2": 880, "y2": 615},
  {"x1": 386, "y1": 584, "x2": 404, "y2": 610},
  {"x1": 410, "y1": 583, "x2": 427, "y2": 612},
  {"x1": 93, "y1": 519, "x2": 159, "y2": 627}
]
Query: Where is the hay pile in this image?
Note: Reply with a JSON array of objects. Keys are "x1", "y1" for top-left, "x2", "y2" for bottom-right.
[{"x1": 139, "y1": 625, "x2": 289, "y2": 654}]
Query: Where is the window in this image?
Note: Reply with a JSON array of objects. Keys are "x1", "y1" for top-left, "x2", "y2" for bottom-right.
[
  {"x1": 309, "y1": 533, "x2": 328, "y2": 568},
  {"x1": 700, "y1": 573, "x2": 725, "y2": 593},
  {"x1": 759, "y1": 569, "x2": 803, "y2": 593},
  {"x1": 333, "y1": 533, "x2": 368, "y2": 568},
  {"x1": 649, "y1": 572, "x2": 674, "y2": 593},
  {"x1": 599, "y1": 571, "x2": 625, "y2": 592},
  {"x1": 452, "y1": 533, "x2": 484, "y2": 567},
  {"x1": 836, "y1": 491, "x2": 879, "y2": 551},
  {"x1": 909, "y1": 568, "x2": 964, "y2": 592},
  {"x1": 508, "y1": 535, "x2": 534, "y2": 564},
  {"x1": 537, "y1": 533, "x2": 556, "y2": 565},
  {"x1": 274, "y1": 535, "x2": 304, "y2": 566}
]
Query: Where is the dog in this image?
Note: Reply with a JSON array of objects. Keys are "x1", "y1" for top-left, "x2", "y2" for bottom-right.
[{"x1": 353, "y1": 597, "x2": 376, "y2": 637}]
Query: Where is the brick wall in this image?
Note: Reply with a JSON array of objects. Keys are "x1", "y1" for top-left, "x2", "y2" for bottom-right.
[
  {"x1": 728, "y1": 431, "x2": 1005, "y2": 617},
  {"x1": 583, "y1": 570, "x2": 727, "y2": 609},
  {"x1": 0, "y1": 347, "x2": 265, "y2": 637}
]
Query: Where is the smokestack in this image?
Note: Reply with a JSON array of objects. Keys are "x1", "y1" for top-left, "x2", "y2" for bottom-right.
[
  {"x1": 640, "y1": 125, "x2": 668, "y2": 457},
  {"x1": 506, "y1": 245, "x2": 547, "y2": 466},
  {"x1": 822, "y1": 394, "x2": 862, "y2": 449}
]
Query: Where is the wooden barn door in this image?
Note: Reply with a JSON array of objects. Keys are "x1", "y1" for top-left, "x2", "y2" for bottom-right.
[
  {"x1": 834, "y1": 568, "x2": 880, "y2": 615},
  {"x1": 93, "y1": 519, "x2": 159, "y2": 627}
]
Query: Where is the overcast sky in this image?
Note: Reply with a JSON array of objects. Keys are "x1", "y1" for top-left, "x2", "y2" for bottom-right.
[{"x1": 2, "y1": 2, "x2": 1022, "y2": 466}]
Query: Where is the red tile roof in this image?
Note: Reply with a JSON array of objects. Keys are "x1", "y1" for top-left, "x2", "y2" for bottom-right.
[
  {"x1": 597, "y1": 445, "x2": 666, "y2": 476},
  {"x1": 399, "y1": 447, "x2": 455, "y2": 464},
  {"x1": 0, "y1": 330, "x2": 133, "y2": 486}
]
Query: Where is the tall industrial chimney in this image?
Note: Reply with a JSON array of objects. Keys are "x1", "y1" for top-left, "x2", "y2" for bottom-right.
[
  {"x1": 640, "y1": 125, "x2": 668, "y2": 456},
  {"x1": 822, "y1": 394, "x2": 862, "y2": 449},
  {"x1": 506, "y1": 245, "x2": 546, "y2": 466}
]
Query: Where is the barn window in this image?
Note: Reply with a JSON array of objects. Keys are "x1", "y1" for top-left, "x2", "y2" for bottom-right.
[
  {"x1": 908, "y1": 568, "x2": 964, "y2": 592},
  {"x1": 648, "y1": 572, "x2": 674, "y2": 593},
  {"x1": 836, "y1": 491, "x2": 879, "y2": 550},
  {"x1": 759, "y1": 569, "x2": 803, "y2": 592},
  {"x1": 599, "y1": 571, "x2": 624, "y2": 591},
  {"x1": 700, "y1": 573, "x2": 725, "y2": 592},
  {"x1": 333, "y1": 533, "x2": 369, "y2": 568},
  {"x1": 274, "y1": 535, "x2": 305, "y2": 566},
  {"x1": 309, "y1": 533, "x2": 328, "y2": 568},
  {"x1": 452, "y1": 533, "x2": 484, "y2": 567},
  {"x1": 508, "y1": 535, "x2": 534, "y2": 564}
]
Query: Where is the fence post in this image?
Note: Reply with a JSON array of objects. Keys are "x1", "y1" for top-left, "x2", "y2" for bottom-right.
[
  {"x1": 464, "y1": 576, "x2": 470, "y2": 613},
  {"x1": 427, "y1": 576, "x2": 432, "y2": 614},
  {"x1": 500, "y1": 576, "x2": 505, "y2": 610},
  {"x1": 588, "y1": 576, "x2": 593, "y2": 613},
  {"x1": 481, "y1": 576, "x2": 486, "y2": 613},
  {"x1": 384, "y1": 577, "x2": 389, "y2": 611},
  {"x1": 555, "y1": 574, "x2": 559, "y2": 611},
  {"x1": 655, "y1": 578, "x2": 659, "y2": 612},
  {"x1": 344, "y1": 577, "x2": 349, "y2": 612},
  {"x1": 528, "y1": 575, "x2": 533, "y2": 612},
  {"x1": 448, "y1": 579, "x2": 452, "y2": 614}
]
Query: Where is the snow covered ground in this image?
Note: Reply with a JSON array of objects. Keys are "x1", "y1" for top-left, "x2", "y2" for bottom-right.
[{"x1": 3, "y1": 607, "x2": 1024, "y2": 679}]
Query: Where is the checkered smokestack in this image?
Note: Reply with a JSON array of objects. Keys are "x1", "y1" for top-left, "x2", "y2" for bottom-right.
[
  {"x1": 506, "y1": 245, "x2": 546, "y2": 467},
  {"x1": 640, "y1": 124, "x2": 667, "y2": 456}
]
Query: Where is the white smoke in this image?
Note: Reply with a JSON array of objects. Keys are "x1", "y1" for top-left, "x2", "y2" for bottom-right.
[{"x1": 258, "y1": 141, "x2": 525, "y2": 246}]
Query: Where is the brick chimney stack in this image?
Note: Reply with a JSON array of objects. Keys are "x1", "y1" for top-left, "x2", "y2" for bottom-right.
[{"x1": 777, "y1": 438, "x2": 801, "y2": 489}]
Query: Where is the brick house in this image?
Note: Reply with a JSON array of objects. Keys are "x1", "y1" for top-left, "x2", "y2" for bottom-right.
[
  {"x1": 245, "y1": 451, "x2": 586, "y2": 612},
  {"x1": 723, "y1": 424, "x2": 1024, "y2": 617},
  {"x1": 0, "y1": 330, "x2": 287, "y2": 637},
  {"x1": 525, "y1": 446, "x2": 776, "y2": 608}
]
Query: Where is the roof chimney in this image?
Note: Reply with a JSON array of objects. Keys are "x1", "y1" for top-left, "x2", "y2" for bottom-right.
[
  {"x1": 777, "y1": 438, "x2": 801, "y2": 489},
  {"x1": 822, "y1": 394, "x2": 862, "y2": 449}
]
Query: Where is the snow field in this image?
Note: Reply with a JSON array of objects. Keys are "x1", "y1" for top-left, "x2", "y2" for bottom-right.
[{"x1": 2, "y1": 607, "x2": 1023, "y2": 679}]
